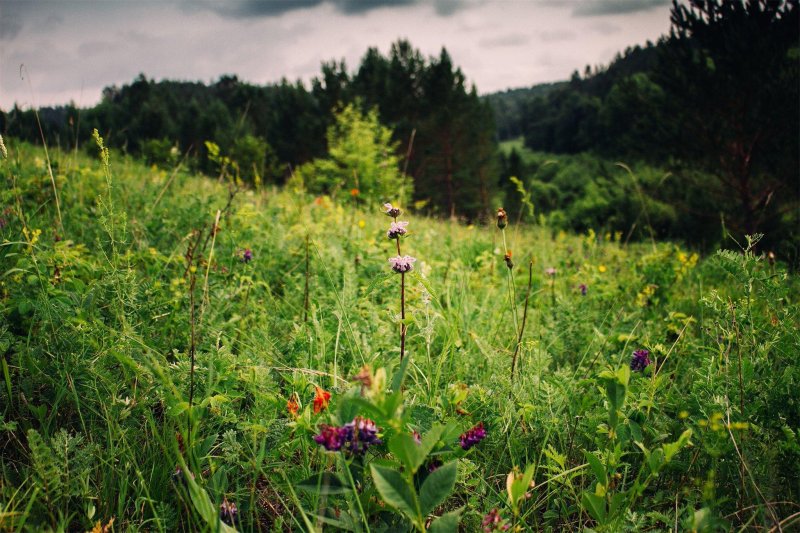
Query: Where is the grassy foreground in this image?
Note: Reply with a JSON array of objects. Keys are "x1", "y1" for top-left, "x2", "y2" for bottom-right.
[{"x1": 0, "y1": 140, "x2": 798, "y2": 532}]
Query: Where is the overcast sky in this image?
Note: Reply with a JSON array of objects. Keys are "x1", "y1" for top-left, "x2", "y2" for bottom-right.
[{"x1": 0, "y1": 0, "x2": 673, "y2": 110}]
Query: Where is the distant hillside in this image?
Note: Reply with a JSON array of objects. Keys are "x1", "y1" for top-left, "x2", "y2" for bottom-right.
[{"x1": 482, "y1": 83, "x2": 565, "y2": 140}]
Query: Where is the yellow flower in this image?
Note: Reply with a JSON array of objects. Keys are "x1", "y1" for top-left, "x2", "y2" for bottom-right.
[
  {"x1": 598, "y1": 264, "x2": 607, "y2": 273},
  {"x1": 357, "y1": 220, "x2": 366, "y2": 229}
]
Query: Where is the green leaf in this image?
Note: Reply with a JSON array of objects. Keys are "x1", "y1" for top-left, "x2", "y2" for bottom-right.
[
  {"x1": 363, "y1": 271, "x2": 393, "y2": 298},
  {"x1": 184, "y1": 467, "x2": 237, "y2": 533},
  {"x1": 583, "y1": 452, "x2": 607, "y2": 486},
  {"x1": 427, "y1": 507, "x2": 463, "y2": 533},
  {"x1": 297, "y1": 473, "x2": 353, "y2": 495},
  {"x1": 389, "y1": 433, "x2": 425, "y2": 473},
  {"x1": 370, "y1": 464, "x2": 418, "y2": 522},
  {"x1": 420, "y1": 461, "x2": 457, "y2": 516},
  {"x1": 663, "y1": 428, "x2": 692, "y2": 462},
  {"x1": 391, "y1": 355, "x2": 411, "y2": 392},
  {"x1": 582, "y1": 491, "x2": 606, "y2": 524}
]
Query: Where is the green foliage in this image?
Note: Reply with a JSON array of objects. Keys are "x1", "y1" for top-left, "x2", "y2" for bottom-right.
[
  {"x1": 0, "y1": 141, "x2": 798, "y2": 531},
  {"x1": 296, "y1": 103, "x2": 412, "y2": 204}
]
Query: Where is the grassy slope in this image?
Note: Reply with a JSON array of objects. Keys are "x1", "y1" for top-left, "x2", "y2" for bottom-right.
[{"x1": 1, "y1": 141, "x2": 797, "y2": 531}]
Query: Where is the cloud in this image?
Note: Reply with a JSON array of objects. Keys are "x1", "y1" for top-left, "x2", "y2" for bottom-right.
[
  {"x1": 480, "y1": 33, "x2": 529, "y2": 48},
  {"x1": 190, "y1": 0, "x2": 474, "y2": 18},
  {"x1": 572, "y1": 0, "x2": 668, "y2": 17},
  {"x1": 540, "y1": 29, "x2": 577, "y2": 42},
  {"x1": 0, "y1": 3, "x2": 24, "y2": 40}
]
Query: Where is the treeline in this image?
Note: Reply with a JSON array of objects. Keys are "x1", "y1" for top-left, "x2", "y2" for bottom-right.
[
  {"x1": 0, "y1": 40, "x2": 496, "y2": 219},
  {"x1": 496, "y1": 0, "x2": 799, "y2": 256}
]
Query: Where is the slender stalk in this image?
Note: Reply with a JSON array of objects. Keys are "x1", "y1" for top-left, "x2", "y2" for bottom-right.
[
  {"x1": 304, "y1": 234, "x2": 310, "y2": 323},
  {"x1": 501, "y1": 227, "x2": 520, "y2": 338},
  {"x1": 394, "y1": 215, "x2": 407, "y2": 361},
  {"x1": 511, "y1": 260, "x2": 533, "y2": 380}
]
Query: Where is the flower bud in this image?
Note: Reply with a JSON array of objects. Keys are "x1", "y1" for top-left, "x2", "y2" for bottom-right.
[{"x1": 496, "y1": 207, "x2": 508, "y2": 229}]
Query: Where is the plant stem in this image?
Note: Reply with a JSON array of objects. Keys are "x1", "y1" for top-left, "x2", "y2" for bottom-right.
[
  {"x1": 304, "y1": 233, "x2": 310, "y2": 323},
  {"x1": 501, "y1": 227, "x2": 520, "y2": 346},
  {"x1": 395, "y1": 216, "x2": 406, "y2": 361},
  {"x1": 511, "y1": 260, "x2": 533, "y2": 380}
]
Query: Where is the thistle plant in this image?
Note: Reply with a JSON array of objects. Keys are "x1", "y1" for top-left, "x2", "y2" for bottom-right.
[
  {"x1": 385, "y1": 202, "x2": 414, "y2": 361},
  {"x1": 497, "y1": 207, "x2": 527, "y2": 380}
]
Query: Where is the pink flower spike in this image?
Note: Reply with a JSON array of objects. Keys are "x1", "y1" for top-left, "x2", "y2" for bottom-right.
[
  {"x1": 384, "y1": 203, "x2": 402, "y2": 217},
  {"x1": 388, "y1": 255, "x2": 416, "y2": 273},
  {"x1": 387, "y1": 221, "x2": 409, "y2": 239}
]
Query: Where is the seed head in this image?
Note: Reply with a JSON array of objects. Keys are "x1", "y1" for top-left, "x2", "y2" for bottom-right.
[
  {"x1": 496, "y1": 207, "x2": 508, "y2": 229},
  {"x1": 504, "y1": 251, "x2": 514, "y2": 270}
]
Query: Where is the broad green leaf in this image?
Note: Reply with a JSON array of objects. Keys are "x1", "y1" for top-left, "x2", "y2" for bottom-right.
[
  {"x1": 391, "y1": 355, "x2": 411, "y2": 392},
  {"x1": 389, "y1": 433, "x2": 425, "y2": 473},
  {"x1": 370, "y1": 464, "x2": 418, "y2": 522},
  {"x1": 427, "y1": 507, "x2": 463, "y2": 533},
  {"x1": 583, "y1": 452, "x2": 607, "y2": 486},
  {"x1": 663, "y1": 428, "x2": 692, "y2": 462},
  {"x1": 581, "y1": 491, "x2": 606, "y2": 523},
  {"x1": 297, "y1": 473, "x2": 353, "y2": 495},
  {"x1": 420, "y1": 461, "x2": 457, "y2": 516},
  {"x1": 183, "y1": 467, "x2": 237, "y2": 533}
]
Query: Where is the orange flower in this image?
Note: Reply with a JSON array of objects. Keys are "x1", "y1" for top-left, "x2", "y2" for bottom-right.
[
  {"x1": 350, "y1": 188, "x2": 360, "y2": 197},
  {"x1": 313, "y1": 386, "x2": 331, "y2": 414},
  {"x1": 286, "y1": 393, "x2": 300, "y2": 418}
]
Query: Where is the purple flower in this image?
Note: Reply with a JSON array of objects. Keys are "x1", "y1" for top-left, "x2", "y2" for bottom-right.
[
  {"x1": 387, "y1": 221, "x2": 409, "y2": 239},
  {"x1": 545, "y1": 267, "x2": 557, "y2": 276},
  {"x1": 427, "y1": 459, "x2": 443, "y2": 473},
  {"x1": 459, "y1": 422, "x2": 487, "y2": 450},
  {"x1": 314, "y1": 417, "x2": 382, "y2": 455},
  {"x1": 342, "y1": 416, "x2": 382, "y2": 455},
  {"x1": 220, "y1": 498, "x2": 238, "y2": 526},
  {"x1": 631, "y1": 349, "x2": 652, "y2": 372},
  {"x1": 383, "y1": 203, "x2": 402, "y2": 218},
  {"x1": 314, "y1": 425, "x2": 347, "y2": 451},
  {"x1": 241, "y1": 249, "x2": 253, "y2": 263},
  {"x1": 579, "y1": 283, "x2": 587, "y2": 296},
  {"x1": 388, "y1": 255, "x2": 416, "y2": 273}
]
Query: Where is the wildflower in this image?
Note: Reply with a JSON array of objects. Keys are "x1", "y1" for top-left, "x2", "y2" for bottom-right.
[
  {"x1": 598, "y1": 264, "x2": 607, "y2": 273},
  {"x1": 286, "y1": 393, "x2": 300, "y2": 418},
  {"x1": 241, "y1": 248, "x2": 253, "y2": 263},
  {"x1": 545, "y1": 267, "x2": 556, "y2": 276},
  {"x1": 427, "y1": 459, "x2": 443, "y2": 472},
  {"x1": 496, "y1": 207, "x2": 508, "y2": 229},
  {"x1": 767, "y1": 251, "x2": 776, "y2": 266},
  {"x1": 383, "y1": 202, "x2": 402, "y2": 218},
  {"x1": 388, "y1": 255, "x2": 416, "y2": 273},
  {"x1": 412, "y1": 430, "x2": 422, "y2": 444},
  {"x1": 352, "y1": 365, "x2": 373, "y2": 388},
  {"x1": 313, "y1": 386, "x2": 331, "y2": 414},
  {"x1": 350, "y1": 188, "x2": 360, "y2": 197},
  {"x1": 579, "y1": 283, "x2": 587, "y2": 296},
  {"x1": 314, "y1": 424, "x2": 347, "y2": 451},
  {"x1": 459, "y1": 422, "x2": 487, "y2": 450},
  {"x1": 220, "y1": 497, "x2": 238, "y2": 526},
  {"x1": 313, "y1": 417, "x2": 382, "y2": 455},
  {"x1": 482, "y1": 508, "x2": 510, "y2": 532},
  {"x1": 504, "y1": 251, "x2": 514, "y2": 270},
  {"x1": 387, "y1": 220, "x2": 409, "y2": 240},
  {"x1": 358, "y1": 219, "x2": 366, "y2": 228},
  {"x1": 631, "y1": 349, "x2": 652, "y2": 372},
  {"x1": 343, "y1": 416, "x2": 382, "y2": 455}
]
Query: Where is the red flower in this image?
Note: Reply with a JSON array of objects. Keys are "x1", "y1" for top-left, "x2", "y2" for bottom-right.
[
  {"x1": 313, "y1": 386, "x2": 331, "y2": 414},
  {"x1": 286, "y1": 393, "x2": 300, "y2": 418}
]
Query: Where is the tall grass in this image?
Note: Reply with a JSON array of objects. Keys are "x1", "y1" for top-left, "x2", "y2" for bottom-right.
[{"x1": 0, "y1": 140, "x2": 797, "y2": 531}]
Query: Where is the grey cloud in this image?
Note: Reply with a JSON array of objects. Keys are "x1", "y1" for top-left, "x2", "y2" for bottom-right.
[
  {"x1": 588, "y1": 21, "x2": 622, "y2": 35},
  {"x1": 0, "y1": 2, "x2": 24, "y2": 40},
  {"x1": 572, "y1": 0, "x2": 668, "y2": 17},
  {"x1": 191, "y1": 0, "x2": 473, "y2": 18}
]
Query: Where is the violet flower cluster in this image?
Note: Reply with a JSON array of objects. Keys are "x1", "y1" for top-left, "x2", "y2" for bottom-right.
[
  {"x1": 241, "y1": 248, "x2": 253, "y2": 263},
  {"x1": 482, "y1": 508, "x2": 510, "y2": 532},
  {"x1": 313, "y1": 416, "x2": 382, "y2": 455},
  {"x1": 219, "y1": 498, "x2": 238, "y2": 526},
  {"x1": 459, "y1": 422, "x2": 487, "y2": 450},
  {"x1": 631, "y1": 349, "x2": 652, "y2": 372},
  {"x1": 389, "y1": 255, "x2": 416, "y2": 273},
  {"x1": 387, "y1": 220, "x2": 409, "y2": 239}
]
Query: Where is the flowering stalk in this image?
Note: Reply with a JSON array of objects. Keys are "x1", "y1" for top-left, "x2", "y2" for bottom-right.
[
  {"x1": 497, "y1": 208, "x2": 521, "y2": 372},
  {"x1": 385, "y1": 203, "x2": 413, "y2": 361}
]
